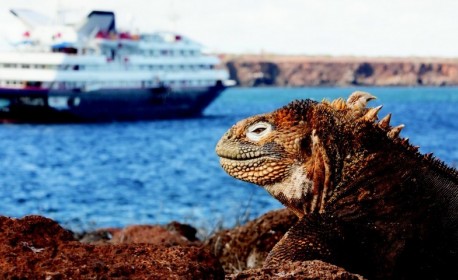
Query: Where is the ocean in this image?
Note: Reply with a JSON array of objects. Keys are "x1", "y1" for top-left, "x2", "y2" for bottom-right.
[{"x1": 0, "y1": 87, "x2": 457, "y2": 232}]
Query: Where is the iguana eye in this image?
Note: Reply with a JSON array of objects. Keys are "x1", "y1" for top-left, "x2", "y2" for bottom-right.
[{"x1": 247, "y1": 122, "x2": 272, "y2": 142}]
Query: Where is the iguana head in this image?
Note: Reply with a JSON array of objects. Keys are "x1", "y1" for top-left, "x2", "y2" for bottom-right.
[{"x1": 216, "y1": 91, "x2": 407, "y2": 218}]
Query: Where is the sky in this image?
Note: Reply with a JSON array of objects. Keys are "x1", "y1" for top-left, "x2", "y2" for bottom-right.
[{"x1": 0, "y1": 0, "x2": 457, "y2": 57}]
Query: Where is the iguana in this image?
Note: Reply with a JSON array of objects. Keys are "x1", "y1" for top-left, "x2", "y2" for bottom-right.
[{"x1": 215, "y1": 91, "x2": 458, "y2": 279}]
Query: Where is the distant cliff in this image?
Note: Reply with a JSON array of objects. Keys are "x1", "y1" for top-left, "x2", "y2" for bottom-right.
[{"x1": 223, "y1": 55, "x2": 458, "y2": 87}]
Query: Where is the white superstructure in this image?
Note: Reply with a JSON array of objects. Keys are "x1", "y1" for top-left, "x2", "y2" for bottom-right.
[
  {"x1": 0, "y1": 10, "x2": 229, "y2": 92},
  {"x1": 0, "y1": 10, "x2": 231, "y2": 121}
]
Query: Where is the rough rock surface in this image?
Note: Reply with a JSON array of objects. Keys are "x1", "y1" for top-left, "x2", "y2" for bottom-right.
[
  {"x1": 224, "y1": 55, "x2": 458, "y2": 87},
  {"x1": 0, "y1": 213, "x2": 373, "y2": 279},
  {"x1": 205, "y1": 208, "x2": 298, "y2": 274},
  {"x1": 0, "y1": 215, "x2": 224, "y2": 279},
  {"x1": 79, "y1": 221, "x2": 199, "y2": 246},
  {"x1": 227, "y1": 260, "x2": 365, "y2": 280}
]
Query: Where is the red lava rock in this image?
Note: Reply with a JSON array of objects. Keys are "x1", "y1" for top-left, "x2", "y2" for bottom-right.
[
  {"x1": 227, "y1": 260, "x2": 365, "y2": 280},
  {"x1": 79, "y1": 221, "x2": 199, "y2": 246},
  {"x1": 205, "y1": 208, "x2": 298, "y2": 273},
  {"x1": 0, "y1": 215, "x2": 224, "y2": 279},
  {"x1": 109, "y1": 224, "x2": 199, "y2": 246},
  {"x1": 0, "y1": 215, "x2": 75, "y2": 247}
]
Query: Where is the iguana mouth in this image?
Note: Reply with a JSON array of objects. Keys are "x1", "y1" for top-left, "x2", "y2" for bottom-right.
[
  {"x1": 219, "y1": 154, "x2": 287, "y2": 186},
  {"x1": 217, "y1": 152, "x2": 266, "y2": 161},
  {"x1": 219, "y1": 156, "x2": 270, "y2": 169}
]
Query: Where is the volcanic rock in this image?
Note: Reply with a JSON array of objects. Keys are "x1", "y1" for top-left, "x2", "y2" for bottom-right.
[{"x1": 0, "y1": 215, "x2": 224, "y2": 279}]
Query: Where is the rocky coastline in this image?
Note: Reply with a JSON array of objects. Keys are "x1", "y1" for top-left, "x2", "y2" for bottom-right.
[
  {"x1": 0, "y1": 210, "x2": 363, "y2": 279},
  {"x1": 223, "y1": 55, "x2": 458, "y2": 87}
]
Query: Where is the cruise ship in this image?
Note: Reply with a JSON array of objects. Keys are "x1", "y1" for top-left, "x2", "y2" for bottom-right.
[{"x1": 0, "y1": 10, "x2": 232, "y2": 122}]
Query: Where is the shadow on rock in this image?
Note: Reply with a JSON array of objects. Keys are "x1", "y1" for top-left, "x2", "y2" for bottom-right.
[
  {"x1": 227, "y1": 260, "x2": 365, "y2": 280},
  {"x1": 205, "y1": 208, "x2": 298, "y2": 274}
]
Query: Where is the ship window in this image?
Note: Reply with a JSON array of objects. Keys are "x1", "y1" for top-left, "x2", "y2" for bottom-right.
[{"x1": 26, "y1": 81, "x2": 42, "y2": 87}]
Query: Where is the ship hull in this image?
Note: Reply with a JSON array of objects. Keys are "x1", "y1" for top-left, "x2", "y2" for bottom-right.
[{"x1": 0, "y1": 85, "x2": 224, "y2": 122}]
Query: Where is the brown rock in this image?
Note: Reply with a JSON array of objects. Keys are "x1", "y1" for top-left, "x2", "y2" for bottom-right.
[
  {"x1": 79, "y1": 221, "x2": 199, "y2": 246},
  {"x1": 0, "y1": 215, "x2": 224, "y2": 279},
  {"x1": 0, "y1": 215, "x2": 75, "y2": 247},
  {"x1": 109, "y1": 224, "x2": 198, "y2": 246},
  {"x1": 205, "y1": 208, "x2": 298, "y2": 274},
  {"x1": 226, "y1": 260, "x2": 365, "y2": 280}
]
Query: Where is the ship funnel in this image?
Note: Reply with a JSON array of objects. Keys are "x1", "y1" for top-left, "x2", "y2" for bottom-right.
[{"x1": 76, "y1": 11, "x2": 116, "y2": 39}]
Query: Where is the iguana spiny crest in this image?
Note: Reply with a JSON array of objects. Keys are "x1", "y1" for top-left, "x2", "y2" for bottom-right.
[{"x1": 216, "y1": 91, "x2": 431, "y2": 218}]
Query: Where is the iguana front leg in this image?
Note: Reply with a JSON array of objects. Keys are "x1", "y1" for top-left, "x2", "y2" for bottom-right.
[{"x1": 264, "y1": 214, "x2": 343, "y2": 267}]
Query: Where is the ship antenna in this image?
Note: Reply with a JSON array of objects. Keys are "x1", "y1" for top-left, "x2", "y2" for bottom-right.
[
  {"x1": 168, "y1": 0, "x2": 181, "y2": 30},
  {"x1": 54, "y1": 0, "x2": 63, "y2": 24}
]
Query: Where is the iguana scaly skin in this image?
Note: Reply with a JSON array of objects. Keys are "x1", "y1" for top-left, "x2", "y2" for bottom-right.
[{"x1": 216, "y1": 91, "x2": 458, "y2": 279}]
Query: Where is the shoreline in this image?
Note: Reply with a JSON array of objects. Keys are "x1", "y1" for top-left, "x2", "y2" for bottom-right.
[{"x1": 221, "y1": 54, "x2": 458, "y2": 87}]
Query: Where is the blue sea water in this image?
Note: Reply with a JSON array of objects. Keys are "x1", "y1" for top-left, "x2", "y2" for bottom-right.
[{"x1": 0, "y1": 87, "x2": 457, "y2": 232}]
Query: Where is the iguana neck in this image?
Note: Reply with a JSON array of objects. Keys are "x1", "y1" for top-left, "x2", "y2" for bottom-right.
[{"x1": 265, "y1": 129, "x2": 342, "y2": 218}]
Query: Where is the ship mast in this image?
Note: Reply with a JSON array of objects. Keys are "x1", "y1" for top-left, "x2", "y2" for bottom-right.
[{"x1": 168, "y1": 0, "x2": 181, "y2": 31}]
